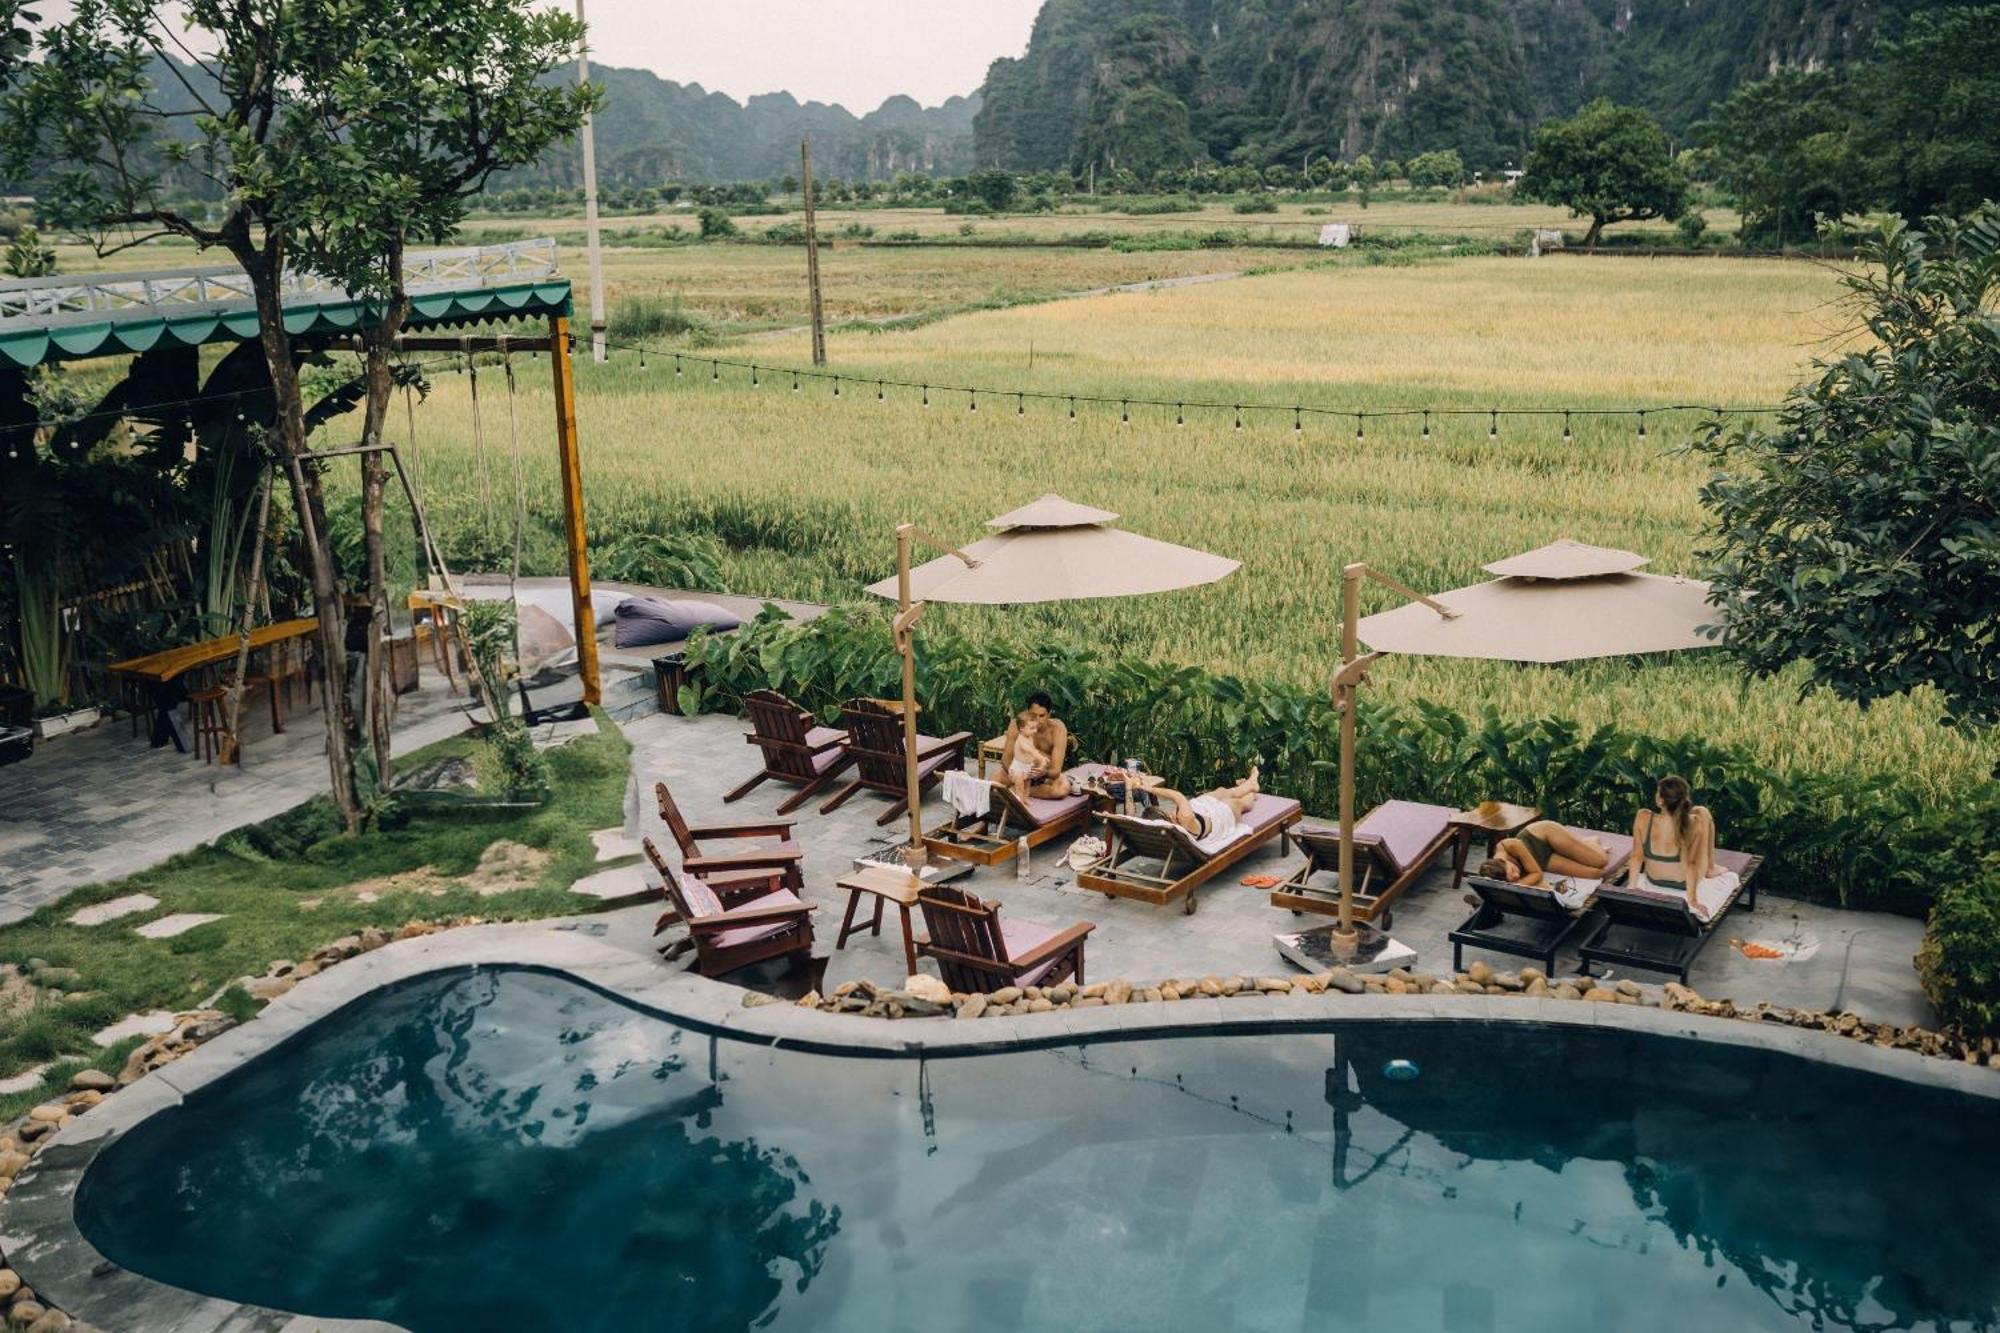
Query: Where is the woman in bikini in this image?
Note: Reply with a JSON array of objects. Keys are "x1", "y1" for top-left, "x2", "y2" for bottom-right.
[
  {"x1": 1479, "y1": 821, "x2": 1612, "y2": 887},
  {"x1": 1114, "y1": 767, "x2": 1261, "y2": 842},
  {"x1": 1625, "y1": 774, "x2": 1715, "y2": 909}
]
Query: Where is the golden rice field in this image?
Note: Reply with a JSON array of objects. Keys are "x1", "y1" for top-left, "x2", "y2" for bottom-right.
[{"x1": 345, "y1": 251, "x2": 1993, "y2": 795}]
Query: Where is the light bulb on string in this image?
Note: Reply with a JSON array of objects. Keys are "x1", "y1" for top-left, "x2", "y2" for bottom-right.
[
  {"x1": 877, "y1": 381, "x2": 885, "y2": 402},
  {"x1": 1421, "y1": 412, "x2": 1431, "y2": 439},
  {"x1": 751, "y1": 365, "x2": 759, "y2": 387},
  {"x1": 1120, "y1": 401, "x2": 1129, "y2": 425},
  {"x1": 791, "y1": 370, "x2": 800, "y2": 392},
  {"x1": 1234, "y1": 405, "x2": 1243, "y2": 431},
  {"x1": 1068, "y1": 397, "x2": 1076, "y2": 421},
  {"x1": 1176, "y1": 403, "x2": 1184, "y2": 427},
  {"x1": 1489, "y1": 410, "x2": 1499, "y2": 441},
  {"x1": 969, "y1": 390, "x2": 978, "y2": 413},
  {"x1": 639, "y1": 348, "x2": 647, "y2": 371},
  {"x1": 1562, "y1": 412, "x2": 1572, "y2": 443},
  {"x1": 1355, "y1": 414, "x2": 1364, "y2": 441},
  {"x1": 710, "y1": 360, "x2": 719, "y2": 381},
  {"x1": 833, "y1": 377, "x2": 841, "y2": 398},
  {"x1": 1016, "y1": 394, "x2": 1025, "y2": 418},
  {"x1": 1637, "y1": 412, "x2": 1647, "y2": 439},
  {"x1": 674, "y1": 355, "x2": 682, "y2": 377},
  {"x1": 1294, "y1": 407, "x2": 1303, "y2": 434},
  {"x1": 922, "y1": 385, "x2": 930, "y2": 407}
]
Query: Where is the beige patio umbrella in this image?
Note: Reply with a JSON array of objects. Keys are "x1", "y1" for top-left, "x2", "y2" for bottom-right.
[
  {"x1": 865, "y1": 493, "x2": 1240, "y2": 867},
  {"x1": 1320, "y1": 540, "x2": 1721, "y2": 954}
]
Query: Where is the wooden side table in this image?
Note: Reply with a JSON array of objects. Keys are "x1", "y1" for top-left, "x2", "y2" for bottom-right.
[
  {"x1": 834, "y1": 865, "x2": 926, "y2": 976},
  {"x1": 1447, "y1": 802, "x2": 1540, "y2": 891}
]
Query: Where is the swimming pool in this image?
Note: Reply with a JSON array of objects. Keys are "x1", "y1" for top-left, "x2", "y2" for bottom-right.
[{"x1": 74, "y1": 968, "x2": 2000, "y2": 1332}]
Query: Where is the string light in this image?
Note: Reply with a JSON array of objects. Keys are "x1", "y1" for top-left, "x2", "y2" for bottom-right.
[
  {"x1": 833, "y1": 376, "x2": 841, "y2": 398},
  {"x1": 750, "y1": 364, "x2": 759, "y2": 386},
  {"x1": 1176, "y1": 403, "x2": 1184, "y2": 427},
  {"x1": 969, "y1": 389, "x2": 978, "y2": 413},
  {"x1": 922, "y1": 385, "x2": 930, "y2": 407},
  {"x1": 674, "y1": 354, "x2": 682, "y2": 376},
  {"x1": 1294, "y1": 407, "x2": 1303, "y2": 434},
  {"x1": 1421, "y1": 411, "x2": 1431, "y2": 439},
  {"x1": 1234, "y1": 405, "x2": 1243, "y2": 431},
  {"x1": 639, "y1": 348, "x2": 647, "y2": 371},
  {"x1": 1120, "y1": 400, "x2": 1129, "y2": 424},
  {"x1": 1016, "y1": 393, "x2": 1025, "y2": 418},
  {"x1": 1637, "y1": 412, "x2": 1647, "y2": 439},
  {"x1": 1562, "y1": 411, "x2": 1572, "y2": 443},
  {"x1": 877, "y1": 381, "x2": 885, "y2": 402},
  {"x1": 791, "y1": 369, "x2": 799, "y2": 392},
  {"x1": 710, "y1": 360, "x2": 719, "y2": 381},
  {"x1": 1355, "y1": 414, "x2": 1364, "y2": 441},
  {"x1": 1068, "y1": 397, "x2": 1076, "y2": 421},
  {"x1": 1489, "y1": 410, "x2": 1499, "y2": 440}
]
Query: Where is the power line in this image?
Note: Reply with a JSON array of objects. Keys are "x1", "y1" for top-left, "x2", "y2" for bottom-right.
[{"x1": 601, "y1": 337, "x2": 1791, "y2": 434}]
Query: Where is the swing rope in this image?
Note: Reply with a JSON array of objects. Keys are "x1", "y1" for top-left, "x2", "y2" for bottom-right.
[
  {"x1": 465, "y1": 336, "x2": 496, "y2": 551},
  {"x1": 502, "y1": 340, "x2": 528, "y2": 700}
]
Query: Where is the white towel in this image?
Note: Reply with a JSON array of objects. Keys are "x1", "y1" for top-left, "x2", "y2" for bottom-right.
[
  {"x1": 1548, "y1": 877, "x2": 1602, "y2": 911},
  {"x1": 940, "y1": 770, "x2": 994, "y2": 820},
  {"x1": 1636, "y1": 870, "x2": 1741, "y2": 923}
]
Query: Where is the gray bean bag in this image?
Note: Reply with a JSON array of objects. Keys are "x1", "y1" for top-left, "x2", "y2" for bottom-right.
[{"x1": 613, "y1": 597, "x2": 743, "y2": 648}]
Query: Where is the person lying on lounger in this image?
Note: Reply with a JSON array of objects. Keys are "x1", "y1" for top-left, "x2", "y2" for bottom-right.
[
  {"x1": 998, "y1": 692, "x2": 1072, "y2": 799},
  {"x1": 1479, "y1": 820, "x2": 1612, "y2": 887},
  {"x1": 1626, "y1": 774, "x2": 1717, "y2": 910},
  {"x1": 1112, "y1": 767, "x2": 1261, "y2": 843}
]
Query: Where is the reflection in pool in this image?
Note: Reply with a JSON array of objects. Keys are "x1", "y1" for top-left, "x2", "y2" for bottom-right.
[{"x1": 76, "y1": 969, "x2": 2000, "y2": 1332}]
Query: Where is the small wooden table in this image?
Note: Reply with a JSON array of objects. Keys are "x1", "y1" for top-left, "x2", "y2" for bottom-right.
[
  {"x1": 108, "y1": 618, "x2": 319, "y2": 750},
  {"x1": 1448, "y1": 802, "x2": 1540, "y2": 891},
  {"x1": 834, "y1": 865, "x2": 926, "y2": 976}
]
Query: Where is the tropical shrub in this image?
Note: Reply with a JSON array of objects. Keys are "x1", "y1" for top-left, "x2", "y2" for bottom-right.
[
  {"x1": 683, "y1": 605, "x2": 1999, "y2": 918},
  {"x1": 697, "y1": 207, "x2": 736, "y2": 239},
  {"x1": 593, "y1": 530, "x2": 726, "y2": 591},
  {"x1": 1917, "y1": 856, "x2": 2000, "y2": 1037}
]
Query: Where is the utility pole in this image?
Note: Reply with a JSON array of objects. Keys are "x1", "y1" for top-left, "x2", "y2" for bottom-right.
[
  {"x1": 575, "y1": 0, "x2": 608, "y2": 363},
  {"x1": 801, "y1": 137, "x2": 826, "y2": 366}
]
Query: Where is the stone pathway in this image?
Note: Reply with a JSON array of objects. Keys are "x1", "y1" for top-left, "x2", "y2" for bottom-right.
[
  {"x1": 132, "y1": 913, "x2": 224, "y2": 940},
  {"x1": 64, "y1": 894, "x2": 157, "y2": 927},
  {"x1": 89, "y1": 1011, "x2": 177, "y2": 1048},
  {"x1": 621, "y1": 711, "x2": 1938, "y2": 1028},
  {"x1": 0, "y1": 678, "x2": 474, "y2": 925}
]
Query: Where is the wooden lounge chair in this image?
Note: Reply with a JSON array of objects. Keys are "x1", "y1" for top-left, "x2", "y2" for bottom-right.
[
  {"x1": 1080, "y1": 792, "x2": 1303, "y2": 915},
  {"x1": 922, "y1": 764, "x2": 1106, "y2": 866},
  {"x1": 915, "y1": 884, "x2": 1094, "y2": 993},
  {"x1": 725, "y1": 689, "x2": 853, "y2": 815},
  {"x1": 1269, "y1": 800, "x2": 1458, "y2": 923},
  {"x1": 1576, "y1": 848, "x2": 1765, "y2": 982},
  {"x1": 645, "y1": 842, "x2": 818, "y2": 979},
  {"x1": 1444, "y1": 824, "x2": 1635, "y2": 972},
  {"x1": 654, "y1": 780, "x2": 805, "y2": 897},
  {"x1": 818, "y1": 698, "x2": 972, "y2": 826}
]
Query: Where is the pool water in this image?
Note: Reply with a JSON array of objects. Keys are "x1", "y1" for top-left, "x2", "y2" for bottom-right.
[{"x1": 77, "y1": 969, "x2": 2000, "y2": 1332}]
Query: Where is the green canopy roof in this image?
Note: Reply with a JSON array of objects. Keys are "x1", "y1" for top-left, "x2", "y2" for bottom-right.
[{"x1": 0, "y1": 240, "x2": 572, "y2": 370}]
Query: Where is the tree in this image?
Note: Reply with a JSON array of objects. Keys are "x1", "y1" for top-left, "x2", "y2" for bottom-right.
[
  {"x1": 1853, "y1": 6, "x2": 2000, "y2": 223},
  {"x1": 1690, "y1": 206, "x2": 2000, "y2": 732},
  {"x1": 1519, "y1": 99, "x2": 1688, "y2": 248},
  {"x1": 3, "y1": 0, "x2": 592, "y2": 826},
  {"x1": 1694, "y1": 70, "x2": 1859, "y2": 246},
  {"x1": 1350, "y1": 153, "x2": 1376, "y2": 208},
  {"x1": 1405, "y1": 149, "x2": 1465, "y2": 189},
  {"x1": 967, "y1": 168, "x2": 1019, "y2": 213}
]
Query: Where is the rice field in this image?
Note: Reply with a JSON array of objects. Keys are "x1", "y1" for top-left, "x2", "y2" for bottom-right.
[{"x1": 352, "y1": 252, "x2": 1990, "y2": 795}]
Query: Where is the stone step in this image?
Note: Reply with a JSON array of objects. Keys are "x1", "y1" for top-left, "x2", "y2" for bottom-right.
[{"x1": 568, "y1": 862, "x2": 656, "y2": 909}]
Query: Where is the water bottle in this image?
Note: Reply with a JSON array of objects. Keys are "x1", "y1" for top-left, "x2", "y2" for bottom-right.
[{"x1": 1016, "y1": 835, "x2": 1031, "y2": 879}]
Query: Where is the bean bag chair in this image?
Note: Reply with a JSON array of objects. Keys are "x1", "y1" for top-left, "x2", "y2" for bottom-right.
[{"x1": 613, "y1": 597, "x2": 743, "y2": 649}]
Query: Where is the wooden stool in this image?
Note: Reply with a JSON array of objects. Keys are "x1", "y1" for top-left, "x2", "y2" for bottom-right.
[{"x1": 187, "y1": 685, "x2": 229, "y2": 764}]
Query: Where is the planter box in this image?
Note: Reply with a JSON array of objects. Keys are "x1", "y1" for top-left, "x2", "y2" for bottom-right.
[{"x1": 34, "y1": 706, "x2": 101, "y2": 740}]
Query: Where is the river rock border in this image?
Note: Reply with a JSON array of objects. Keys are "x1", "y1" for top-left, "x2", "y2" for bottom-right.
[{"x1": 3, "y1": 920, "x2": 1996, "y2": 1333}]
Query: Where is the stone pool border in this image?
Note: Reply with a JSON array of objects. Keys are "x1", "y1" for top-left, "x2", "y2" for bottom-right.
[{"x1": 5, "y1": 920, "x2": 1998, "y2": 1333}]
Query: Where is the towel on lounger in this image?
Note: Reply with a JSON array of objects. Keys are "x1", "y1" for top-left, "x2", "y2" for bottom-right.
[
  {"x1": 1637, "y1": 869, "x2": 1741, "y2": 923},
  {"x1": 940, "y1": 770, "x2": 994, "y2": 820},
  {"x1": 1549, "y1": 877, "x2": 1603, "y2": 910}
]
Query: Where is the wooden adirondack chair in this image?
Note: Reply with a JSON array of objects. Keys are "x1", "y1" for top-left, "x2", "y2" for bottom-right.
[
  {"x1": 655, "y1": 780, "x2": 805, "y2": 896},
  {"x1": 819, "y1": 698, "x2": 972, "y2": 826},
  {"x1": 726, "y1": 689, "x2": 854, "y2": 814},
  {"x1": 643, "y1": 838, "x2": 818, "y2": 978},
  {"x1": 914, "y1": 884, "x2": 1094, "y2": 994}
]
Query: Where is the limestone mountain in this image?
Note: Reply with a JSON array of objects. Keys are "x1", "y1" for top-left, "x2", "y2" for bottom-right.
[{"x1": 973, "y1": 0, "x2": 1959, "y2": 174}]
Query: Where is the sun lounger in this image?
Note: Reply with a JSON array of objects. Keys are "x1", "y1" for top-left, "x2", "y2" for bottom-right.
[
  {"x1": 923, "y1": 763, "x2": 1107, "y2": 866},
  {"x1": 724, "y1": 689, "x2": 853, "y2": 815},
  {"x1": 915, "y1": 884, "x2": 1094, "y2": 993},
  {"x1": 819, "y1": 698, "x2": 973, "y2": 826},
  {"x1": 1269, "y1": 800, "x2": 1457, "y2": 923},
  {"x1": 1079, "y1": 791, "x2": 1302, "y2": 914},
  {"x1": 1576, "y1": 848, "x2": 1764, "y2": 982},
  {"x1": 1449, "y1": 876, "x2": 1597, "y2": 974}
]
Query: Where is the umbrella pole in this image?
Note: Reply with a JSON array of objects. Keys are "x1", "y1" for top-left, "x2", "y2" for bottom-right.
[
  {"x1": 896, "y1": 523, "x2": 926, "y2": 870},
  {"x1": 1334, "y1": 562, "x2": 1364, "y2": 954}
]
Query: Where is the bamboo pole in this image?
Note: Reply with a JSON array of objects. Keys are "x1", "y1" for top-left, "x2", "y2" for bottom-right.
[
  {"x1": 802, "y1": 138, "x2": 826, "y2": 367},
  {"x1": 548, "y1": 314, "x2": 601, "y2": 705},
  {"x1": 1335, "y1": 562, "x2": 1363, "y2": 948}
]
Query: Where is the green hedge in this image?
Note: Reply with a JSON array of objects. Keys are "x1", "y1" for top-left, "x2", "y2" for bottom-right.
[
  {"x1": 1917, "y1": 855, "x2": 2000, "y2": 1036},
  {"x1": 683, "y1": 606, "x2": 2000, "y2": 921}
]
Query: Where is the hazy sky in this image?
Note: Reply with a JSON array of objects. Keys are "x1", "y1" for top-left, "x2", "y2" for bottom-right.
[
  {"x1": 37, "y1": 1, "x2": 1048, "y2": 114},
  {"x1": 575, "y1": 1, "x2": 1043, "y2": 112}
]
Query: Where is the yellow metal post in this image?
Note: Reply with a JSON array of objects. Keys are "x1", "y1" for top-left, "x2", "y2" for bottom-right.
[{"x1": 549, "y1": 313, "x2": 601, "y2": 705}]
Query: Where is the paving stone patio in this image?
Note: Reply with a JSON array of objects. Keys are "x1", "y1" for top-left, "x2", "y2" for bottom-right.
[
  {"x1": 623, "y1": 710, "x2": 1937, "y2": 1026},
  {"x1": 0, "y1": 678, "x2": 475, "y2": 925}
]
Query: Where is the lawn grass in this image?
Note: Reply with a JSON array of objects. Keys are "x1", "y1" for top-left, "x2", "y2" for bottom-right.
[{"x1": 0, "y1": 714, "x2": 633, "y2": 1096}]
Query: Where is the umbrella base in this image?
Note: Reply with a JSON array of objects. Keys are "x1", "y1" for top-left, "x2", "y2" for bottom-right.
[{"x1": 1275, "y1": 923, "x2": 1418, "y2": 975}]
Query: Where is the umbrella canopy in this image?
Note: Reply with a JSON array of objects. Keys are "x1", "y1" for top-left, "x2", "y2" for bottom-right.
[
  {"x1": 864, "y1": 493, "x2": 1239, "y2": 606},
  {"x1": 1356, "y1": 543, "x2": 1720, "y2": 664}
]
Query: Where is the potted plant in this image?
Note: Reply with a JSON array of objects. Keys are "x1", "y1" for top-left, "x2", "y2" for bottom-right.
[{"x1": 33, "y1": 696, "x2": 101, "y2": 739}]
